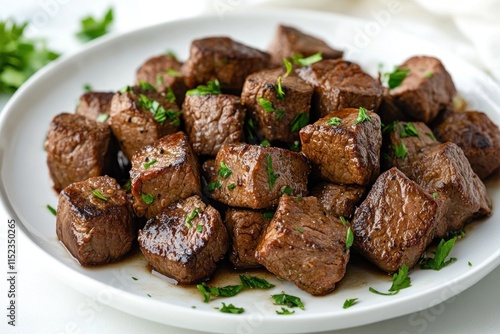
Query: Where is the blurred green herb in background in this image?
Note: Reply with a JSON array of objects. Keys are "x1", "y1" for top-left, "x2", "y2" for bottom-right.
[{"x1": 76, "y1": 8, "x2": 114, "y2": 42}]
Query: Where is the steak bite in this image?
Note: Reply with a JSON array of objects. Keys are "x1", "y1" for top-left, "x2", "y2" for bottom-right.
[
  {"x1": 224, "y1": 208, "x2": 271, "y2": 268},
  {"x1": 310, "y1": 182, "x2": 366, "y2": 218},
  {"x1": 300, "y1": 108, "x2": 382, "y2": 186},
  {"x1": 130, "y1": 132, "x2": 201, "y2": 219},
  {"x1": 135, "y1": 54, "x2": 187, "y2": 106},
  {"x1": 411, "y1": 142, "x2": 492, "y2": 234},
  {"x1": 298, "y1": 59, "x2": 384, "y2": 118},
  {"x1": 255, "y1": 195, "x2": 349, "y2": 296},
  {"x1": 56, "y1": 176, "x2": 135, "y2": 266},
  {"x1": 45, "y1": 113, "x2": 116, "y2": 192},
  {"x1": 109, "y1": 85, "x2": 181, "y2": 160},
  {"x1": 382, "y1": 121, "x2": 439, "y2": 176},
  {"x1": 241, "y1": 68, "x2": 313, "y2": 143},
  {"x1": 182, "y1": 94, "x2": 246, "y2": 156},
  {"x1": 209, "y1": 144, "x2": 310, "y2": 209},
  {"x1": 75, "y1": 91, "x2": 114, "y2": 123},
  {"x1": 432, "y1": 110, "x2": 500, "y2": 179},
  {"x1": 268, "y1": 25, "x2": 343, "y2": 65},
  {"x1": 352, "y1": 168, "x2": 439, "y2": 273},
  {"x1": 390, "y1": 56, "x2": 456, "y2": 123},
  {"x1": 138, "y1": 195, "x2": 229, "y2": 284},
  {"x1": 181, "y1": 36, "x2": 271, "y2": 93}
]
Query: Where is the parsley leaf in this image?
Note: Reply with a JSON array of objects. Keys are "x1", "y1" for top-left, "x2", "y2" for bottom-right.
[
  {"x1": 345, "y1": 227, "x2": 354, "y2": 250},
  {"x1": 258, "y1": 97, "x2": 275, "y2": 112},
  {"x1": 339, "y1": 216, "x2": 348, "y2": 226},
  {"x1": 185, "y1": 208, "x2": 200, "y2": 228},
  {"x1": 327, "y1": 117, "x2": 342, "y2": 126},
  {"x1": 291, "y1": 52, "x2": 323, "y2": 67},
  {"x1": 290, "y1": 113, "x2": 309, "y2": 132},
  {"x1": 272, "y1": 293, "x2": 305, "y2": 310},
  {"x1": 166, "y1": 68, "x2": 180, "y2": 77},
  {"x1": 47, "y1": 204, "x2": 57, "y2": 216},
  {"x1": 386, "y1": 67, "x2": 410, "y2": 89},
  {"x1": 289, "y1": 141, "x2": 301, "y2": 152},
  {"x1": 275, "y1": 76, "x2": 285, "y2": 100},
  {"x1": 420, "y1": 237, "x2": 457, "y2": 271},
  {"x1": 426, "y1": 132, "x2": 437, "y2": 141},
  {"x1": 137, "y1": 94, "x2": 180, "y2": 125},
  {"x1": 96, "y1": 113, "x2": 109, "y2": 123},
  {"x1": 276, "y1": 307, "x2": 295, "y2": 315},
  {"x1": 355, "y1": 107, "x2": 371, "y2": 124},
  {"x1": 267, "y1": 154, "x2": 280, "y2": 189},
  {"x1": 207, "y1": 179, "x2": 222, "y2": 191},
  {"x1": 282, "y1": 185, "x2": 292, "y2": 195},
  {"x1": 227, "y1": 183, "x2": 236, "y2": 191},
  {"x1": 262, "y1": 211, "x2": 275, "y2": 219},
  {"x1": 260, "y1": 139, "x2": 271, "y2": 147},
  {"x1": 141, "y1": 193, "x2": 155, "y2": 205},
  {"x1": 186, "y1": 80, "x2": 221, "y2": 96},
  {"x1": 143, "y1": 159, "x2": 157, "y2": 169},
  {"x1": 239, "y1": 275, "x2": 275, "y2": 289},
  {"x1": 138, "y1": 81, "x2": 156, "y2": 91},
  {"x1": 76, "y1": 8, "x2": 114, "y2": 42},
  {"x1": 369, "y1": 265, "x2": 411, "y2": 296},
  {"x1": 400, "y1": 123, "x2": 419, "y2": 138},
  {"x1": 165, "y1": 87, "x2": 176, "y2": 103},
  {"x1": 218, "y1": 161, "x2": 232, "y2": 178},
  {"x1": 196, "y1": 282, "x2": 244, "y2": 303},
  {"x1": 394, "y1": 142, "x2": 408, "y2": 160},
  {"x1": 283, "y1": 58, "x2": 293, "y2": 76},
  {"x1": 343, "y1": 298, "x2": 358, "y2": 309},
  {"x1": 83, "y1": 83, "x2": 92, "y2": 92},
  {"x1": 91, "y1": 190, "x2": 107, "y2": 201},
  {"x1": 220, "y1": 303, "x2": 244, "y2": 314}
]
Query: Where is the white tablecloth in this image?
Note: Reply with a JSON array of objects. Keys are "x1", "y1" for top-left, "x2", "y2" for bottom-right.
[{"x1": 1, "y1": 1, "x2": 499, "y2": 333}]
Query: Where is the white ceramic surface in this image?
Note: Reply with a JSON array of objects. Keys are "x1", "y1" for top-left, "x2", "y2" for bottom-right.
[{"x1": 0, "y1": 9, "x2": 499, "y2": 334}]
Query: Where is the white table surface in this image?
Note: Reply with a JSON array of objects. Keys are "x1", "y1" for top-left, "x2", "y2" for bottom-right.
[{"x1": 1, "y1": 1, "x2": 499, "y2": 333}]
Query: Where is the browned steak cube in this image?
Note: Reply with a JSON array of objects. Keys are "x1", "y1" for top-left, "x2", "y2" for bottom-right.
[
  {"x1": 298, "y1": 59, "x2": 383, "y2": 118},
  {"x1": 181, "y1": 37, "x2": 270, "y2": 93},
  {"x1": 208, "y1": 144, "x2": 310, "y2": 209},
  {"x1": 255, "y1": 195, "x2": 349, "y2": 296},
  {"x1": 75, "y1": 91, "x2": 114, "y2": 123},
  {"x1": 138, "y1": 195, "x2": 228, "y2": 284},
  {"x1": 45, "y1": 113, "x2": 116, "y2": 192},
  {"x1": 268, "y1": 25, "x2": 343, "y2": 65},
  {"x1": 56, "y1": 176, "x2": 135, "y2": 266},
  {"x1": 109, "y1": 85, "x2": 181, "y2": 159},
  {"x1": 182, "y1": 94, "x2": 246, "y2": 156},
  {"x1": 310, "y1": 182, "x2": 365, "y2": 218},
  {"x1": 241, "y1": 68, "x2": 313, "y2": 143},
  {"x1": 382, "y1": 121, "x2": 439, "y2": 176},
  {"x1": 224, "y1": 208, "x2": 271, "y2": 268},
  {"x1": 411, "y1": 142, "x2": 492, "y2": 234},
  {"x1": 377, "y1": 88, "x2": 409, "y2": 125},
  {"x1": 135, "y1": 54, "x2": 187, "y2": 106},
  {"x1": 300, "y1": 108, "x2": 382, "y2": 185},
  {"x1": 432, "y1": 110, "x2": 500, "y2": 179},
  {"x1": 130, "y1": 132, "x2": 201, "y2": 219},
  {"x1": 352, "y1": 168, "x2": 439, "y2": 273},
  {"x1": 390, "y1": 56, "x2": 456, "y2": 123}
]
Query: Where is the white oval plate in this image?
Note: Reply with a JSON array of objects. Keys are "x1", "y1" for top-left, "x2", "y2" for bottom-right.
[{"x1": 1, "y1": 9, "x2": 499, "y2": 334}]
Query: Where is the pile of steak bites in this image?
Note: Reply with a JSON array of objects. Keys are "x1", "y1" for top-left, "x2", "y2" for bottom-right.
[{"x1": 46, "y1": 24, "x2": 499, "y2": 296}]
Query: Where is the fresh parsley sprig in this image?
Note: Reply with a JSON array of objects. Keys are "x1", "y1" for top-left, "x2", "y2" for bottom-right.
[
  {"x1": 420, "y1": 237, "x2": 457, "y2": 271},
  {"x1": 186, "y1": 80, "x2": 221, "y2": 96},
  {"x1": 369, "y1": 265, "x2": 412, "y2": 296},
  {"x1": 76, "y1": 8, "x2": 114, "y2": 42},
  {"x1": 271, "y1": 293, "x2": 305, "y2": 310}
]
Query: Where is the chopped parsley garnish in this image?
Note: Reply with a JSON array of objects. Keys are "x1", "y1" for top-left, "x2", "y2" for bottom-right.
[
  {"x1": 297, "y1": 227, "x2": 303, "y2": 233},
  {"x1": 196, "y1": 224, "x2": 203, "y2": 233},
  {"x1": 355, "y1": 107, "x2": 371, "y2": 124},
  {"x1": 296, "y1": 197, "x2": 303, "y2": 202},
  {"x1": 425, "y1": 132, "x2": 437, "y2": 141},
  {"x1": 76, "y1": 8, "x2": 114, "y2": 42},
  {"x1": 239, "y1": 275, "x2": 275, "y2": 289},
  {"x1": 218, "y1": 161, "x2": 232, "y2": 178},
  {"x1": 468, "y1": 261, "x2": 472, "y2": 267},
  {"x1": 267, "y1": 154, "x2": 280, "y2": 189},
  {"x1": 260, "y1": 139, "x2": 271, "y2": 147},
  {"x1": 220, "y1": 303, "x2": 244, "y2": 314},
  {"x1": 143, "y1": 159, "x2": 157, "y2": 169},
  {"x1": 120, "y1": 85, "x2": 132, "y2": 93},
  {"x1": 96, "y1": 113, "x2": 109, "y2": 123},
  {"x1": 47, "y1": 204, "x2": 57, "y2": 216},
  {"x1": 276, "y1": 307, "x2": 295, "y2": 315},
  {"x1": 394, "y1": 142, "x2": 408, "y2": 160},
  {"x1": 166, "y1": 50, "x2": 177, "y2": 58},
  {"x1": 141, "y1": 193, "x2": 155, "y2": 205},
  {"x1": 0, "y1": 20, "x2": 59, "y2": 94},
  {"x1": 386, "y1": 67, "x2": 410, "y2": 89},
  {"x1": 165, "y1": 87, "x2": 176, "y2": 103},
  {"x1": 271, "y1": 293, "x2": 305, "y2": 310},
  {"x1": 327, "y1": 117, "x2": 342, "y2": 126},
  {"x1": 282, "y1": 185, "x2": 292, "y2": 195},
  {"x1": 382, "y1": 121, "x2": 397, "y2": 133},
  {"x1": 424, "y1": 72, "x2": 434, "y2": 78},
  {"x1": 185, "y1": 208, "x2": 200, "y2": 228},
  {"x1": 343, "y1": 298, "x2": 358, "y2": 309},
  {"x1": 340, "y1": 216, "x2": 348, "y2": 226},
  {"x1": 139, "y1": 80, "x2": 157, "y2": 91},
  {"x1": 123, "y1": 179, "x2": 131, "y2": 191},
  {"x1": 283, "y1": 58, "x2": 293, "y2": 76},
  {"x1": 290, "y1": 113, "x2": 309, "y2": 132},
  {"x1": 258, "y1": 97, "x2": 275, "y2": 112},
  {"x1": 275, "y1": 109, "x2": 285, "y2": 120},
  {"x1": 420, "y1": 237, "x2": 457, "y2": 271},
  {"x1": 137, "y1": 94, "x2": 180, "y2": 125},
  {"x1": 186, "y1": 80, "x2": 221, "y2": 96},
  {"x1": 156, "y1": 74, "x2": 163, "y2": 85},
  {"x1": 132, "y1": 277, "x2": 138, "y2": 281},
  {"x1": 147, "y1": 294, "x2": 152, "y2": 297},
  {"x1": 275, "y1": 76, "x2": 285, "y2": 100},
  {"x1": 207, "y1": 179, "x2": 222, "y2": 191},
  {"x1": 83, "y1": 83, "x2": 92, "y2": 92},
  {"x1": 432, "y1": 192, "x2": 439, "y2": 198},
  {"x1": 196, "y1": 282, "x2": 244, "y2": 303},
  {"x1": 289, "y1": 141, "x2": 301, "y2": 152},
  {"x1": 91, "y1": 190, "x2": 107, "y2": 201},
  {"x1": 345, "y1": 227, "x2": 354, "y2": 250},
  {"x1": 369, "y1": 265, "x2": 411, "y2": 296},
  {"x1": 227, "y1": 183, "x2": 236, "y2": 191},
  {"x1": 245, "y1": 118, "x2": 257, "y2": 140},
  {"x1": 400, "y1": 123, "x2": 419, "y2": 138},
  {"x1": 166, "y1": 68, "x2": 180, "y2": 77},
  {"x1": 291, "y1": 52, "x2": 323, "y2": 67},
  {"x1": 262, "y1": 211, "x2": 275, "y2": 219}
]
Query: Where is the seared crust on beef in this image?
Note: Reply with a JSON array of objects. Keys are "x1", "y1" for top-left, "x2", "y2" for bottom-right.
[
  {"x1": 75, "y1": 91, "x2": 114, "y2": 123},
  {"x1": 310, "y1": 182, "x2": 365, "y2": 218}
]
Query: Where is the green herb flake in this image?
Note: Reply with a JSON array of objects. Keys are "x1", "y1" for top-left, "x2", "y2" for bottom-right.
[
  {"x1": 185, "y1": 208, "x2": 200, "y2": 228},
  {"x1": 196, "y1": 282, "x2": 244, "y2": 303},
  {"x1": 275, "y1": 76, "x2": 285, "y2": 100},
  {"x1": 289, "y1": 141, "x2": 301, "y2": 152},
  {"x1": 147, "y1": 294, "x2": 152, "y2": 297},
  {"x1": 297, "y1": 227, "x2": 303, "y2": 233},
  {"x1": 425, "y1": 132, "x2": 437, "y2": 141},
  {"x1": 386, "y1": 67, "x2": 410, "y2": 89},
  {"x1": 165, "y1": 87, "x2": 176, "y2": 103},
  {"x1": 196, "y1": 283, "x2": 211, "y2": 303},
  {"x1": 262, "y1": 211, "x2": 275, "y2": 219},
  {"x1": 291, "y1": 52, "x2": 323, "y2": 67},
  {"x1": 137, "y1": 93, "x2": 180, "y2": 125},
  {"x1": 355, "y1": 107, "x2": 372, "y2": 124},
  {"x1": 340, "y1": 216, "x2": 348, "y2": 226},
  {"x1": 345, "y1": 227, "x2": 354, "y2": 250},
  {"x1": 96, "y1": 113, "x2": 109, "y2": 123},
  {"x1": 296, "y1": 197, "x2": 303, "y2": 202},
  {"x1": 91, "y1": 189, "x2": 107, "y2": 201},
  {"x1": 432, "y1": 192, "x2": 439, "y2": 199},
  {"x1": 240, "y1": 275, "x2": 275, "y2": 289},
  {"x1": 47, "y1": 204, "x2": 57, "y2": 216},
  {"x1": 260, "y1": 139, "x2": 271, "y2": 147},
  {"x1": 275, "y1": 109, "x2": 285, "y2": 120},
  {"x1": 132, "y1": 277, "x2": 138, "y2": 281},
  {"x1": 141, "y1": 193, "x2": 155, "y2": 205},
  {"x1": 382, "y1": 121, "x2": 397, "y2": 133},
  {"x1": 186, "y1": 80, "x2": 221, "y2": 96},
  {"x1": 196, "y1": 225, "x2": 203, "y2": 233},
  {"x1": 143, "y1": 159, "x2": 157, "y2": 169},
  {"x1": 76, "y1": 8, "x2": 114, "y2": 42},
  {"x1": 394, "y1": 142, "x2": 408, "y2": 160},
  {"x1": 343, "y1": 298, "x2": 358, "y2": 309},
  {"x1": 369, "y1": 265, "x2": 411, "y2": 296},
  {"x1": 400, "y1": 123, "x2": 419, "y2": 138},
  {"x1": 207, "y1": 179, "x2": 222, "y2": 191},
  {"x1": 267, "y1": 154, "x2": 280, "y2": 189},
  {"x1": 120, "y1": 85, "x2": 132, "y2": 93},
  {"x1": 290, "y1": 113, "x2": 309, "y2": 133},
  {"x1": 218, "y1": 161, "x2": 232, "y2": 178},
  {"x1": 123, "y1": 179, "x2": 131, "y2": 191},
  {"x1": 327, "y1": 117, "x2": 342, "y2": 126},
  {"x1": 424, "y1": 72, "x2": 434, "y2": 78},
  {"x1": 139, "y1": 80, "x2": 157, "y2": 91},
  {"x1": 284, "y1": 58, "x2": 293, "y2": 76},
  {"x1": 271, "y1": 293, "x2": 305, "y2": 310},
  {"x1": 258, "y1": 97, "x2": 275, "y2": 113},
  {"x1": 468, "y1": 261, "x2": 472, "y2": 267},
  {"x1": 282, "y1": 185, "x2": 292, "y2": 195},
  {"x1": 83, "y1": 83, "x2": 92, "y2": 92},
  {"x1": 420, "y1": 237, "x2": 457, "y2": 271},
  {"x1": 276, "y1": 307, "x2": 295, "y2": 315},
  {"x1": 227, "y1": 183, "x2": 236, "y2": 191},
  {"x1": 220, "y1": 303, "x2": 244, "y2": 314},
  {"x1": 166, "y1": 50, "x2": 177, "y2": 58},
  {"x1": 166, "y1": 68, "x2": 180, "y2": 77},
  {"x1": 156, "y1": 74, "x2": 163, "y2": 85}
]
